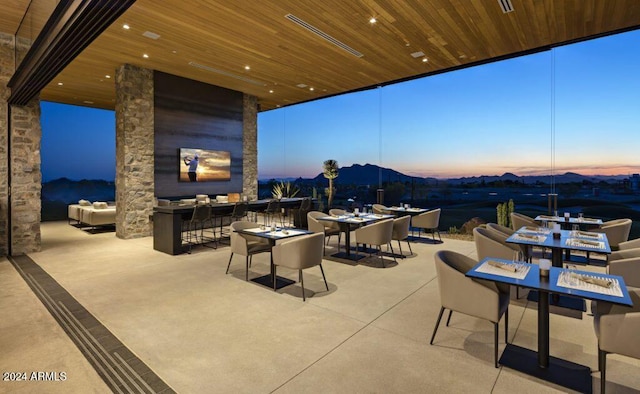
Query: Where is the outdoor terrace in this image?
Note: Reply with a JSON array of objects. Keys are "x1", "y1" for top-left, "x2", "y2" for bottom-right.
[{"x1": 1, "y1": 221, "x2": 639, "y2": 393}]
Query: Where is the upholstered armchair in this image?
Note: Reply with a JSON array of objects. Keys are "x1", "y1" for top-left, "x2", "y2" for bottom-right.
[
  {"x1": 596, "y1": 219, "x2": 632, "y2": 250},
  {"x1": 617, "y1": 237, "x2": 640, "y2": 251},
  {"x1": 411, "y1": 208, "x2": 441, "y2": 241},
  {"x1": 474, "y1": 226, "x2": 521, "y2": 262},
  {"x1": 430, "y1": 250, "x2": 510, "y2": 368},
  {"x1": 226, "y1": 221, "x2": 271, "y2": 281},
  {"x1": 474, "y1": 227, "x2": 519, "y2": 295},
  {"x1": 272, "y1": 232, "x2": 328, "y2": 301},
  {"x1": 372, "y1": 204, "x2": 388, "y2": 214},
  {"x1": 354, "y1": 219, "x2": 395, "y2": 267},
  {"x1": 593, "y1": 288, "x2": 640, "y2": 392},
  {"x1": 391, "y1": 215, "x2": 412, "y2": 256},
  {"x1": 307, "y1": 211, "x2": 341, "y2": 253},
  {"x1": 510, "y1": 212, "x2": 537, "y2": 231},
  {"x1": 486, "y1": 223, "x2": 532, "y2": 262}
]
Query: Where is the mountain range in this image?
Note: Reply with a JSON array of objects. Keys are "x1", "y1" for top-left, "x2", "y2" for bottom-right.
[{"x1": 260, "y1": 164, "x2": 629, "y2": 185}]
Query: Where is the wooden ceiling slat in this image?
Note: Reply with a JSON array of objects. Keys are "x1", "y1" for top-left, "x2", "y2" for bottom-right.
[{"x1": 2, "y1": 0, "x2": 638, "y2": 110}]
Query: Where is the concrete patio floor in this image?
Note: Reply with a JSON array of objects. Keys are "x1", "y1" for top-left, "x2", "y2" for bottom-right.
[{"x1": 1, "y1": 221, "x2": 639, "y2": 393}]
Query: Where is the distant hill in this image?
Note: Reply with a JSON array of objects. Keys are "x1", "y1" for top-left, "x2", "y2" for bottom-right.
[
  {"x1": 446, "y1": 172, "x2": 627, "y2": 185},
  {"x1": 309, "y1": 163, "x2": 438, "y2": 186},
  {"x1": 42, "y1": 177, "x2": 115, "y2": 203},
  {"x1": 260, "y1": 164, "x2": 627, "y2": 186}
]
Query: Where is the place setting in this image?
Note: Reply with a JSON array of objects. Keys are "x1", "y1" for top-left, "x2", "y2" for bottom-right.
[
  {"x1": 474, "y1": 259, "x2": 531, "y2": 280},
  {"x1": 557, "y1": 268, "x2": 624, "y2": 297}
]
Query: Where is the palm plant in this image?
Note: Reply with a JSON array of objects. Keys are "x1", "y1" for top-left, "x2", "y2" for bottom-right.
[{"x1": 323, "y1": 159, "x2": 339, "y2": 208}]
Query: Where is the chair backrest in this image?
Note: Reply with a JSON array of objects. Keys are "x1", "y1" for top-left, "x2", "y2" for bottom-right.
[
  {"x1": 593, "y1": 288, "x2": 640, "y2": 360},
  {"x1": 510, "y1": 212, "x2": 537, "y2": 231},
  {"x1": 599, "y1": 218, "x2": 632, "y2": 249},
  {"x1": 266, "y1": 199, "x2": 280, "y2": 213},
  {"x1": 486, "y1": 222, "x2": 515, "y2": 237},
  {"x1": 272, "y1": 233, "x2": 324, "y2": 270},
  {"x1": 307, "y1": 211, "x2": 327, "y2": 234},
  {"x1": 329, "y1": 208, "x2": 346, "y2": 216},
  {"x1": 434, "y1": 250, "x2": 500, "y2": 321},
  {"x1": 300, "y1": 197, "x2": 312, "y2": 211},
  {"x1": 392, "y1": 215, "x2": 411, "y2": 241},
  {"x1": 608, "y1": 257, "x2": 640, "y2": 288},
  {"x1": 356, "y1": 219, "x2": 394, "y2": 246},
  {"x1": 229, "y1": 221, "x2": 263, "y2": 255},
  {"x1": 412, "y1": 208, "x2": 441, "y2": 229},
  {"x1": 191, "y1": 204, "x2": 211, "y2": 222},
  {"x1": 474, "y1": 227, "x2": 518, "y2": 261},
  {"x1": 372, "y1": 204, "x2": 387, "y2": 214},
  {"x1": 231, "y1": 201, "x2": 248, "y2": 218}
]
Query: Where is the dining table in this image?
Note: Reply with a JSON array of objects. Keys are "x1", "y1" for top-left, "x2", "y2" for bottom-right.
[
  {"x1": 507, "y1": 226, "x2": 610, "y2": 268},
  {"x1": 383, "y1": 206, "x2": 428, "y2": 216},
  {"x1": 535, "y1": 214, "x2": 603, "y2": 229},
  {"x1": 317, "y1": 213, "x2": 394, "y2": 261},
  {"x1": 235, "y1": 226, "x2": 312, "y2": 290},
  {"x1": 507, "y1": 226, "x2": 611, "y2": 310},
  {"x1": 467, "y1": 258, "x2": 632, "y2": 393}
]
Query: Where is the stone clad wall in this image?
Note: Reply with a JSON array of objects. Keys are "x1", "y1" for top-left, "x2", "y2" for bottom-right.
[
  {"x1": 115, "y1": 64, "x2": 154, "y2": 239},
  {"x1": 0, "y1": 32, "x2": 13, "y2": 255},
  {"x1": 10, "y1": 98, "x2": 42, "y2": 255},
  {"x1": 242, "y1": 94, "x2": 258, "y2": 199}
]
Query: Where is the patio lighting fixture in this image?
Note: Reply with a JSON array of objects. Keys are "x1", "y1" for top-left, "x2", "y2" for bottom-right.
[
  {"x1": 122, "y1": 24, "x2": 130, "y2": 30},
  {"x1": 309, "y1": 87, "x2": 314, "y2": 91},
  {"x1": 57, "y1": 82, "x2": 63, "y2": 86},
  {"x1": 244, "y1": 65, "x2": 250, "y2": 70},
  {"x1": 369, "y1": 17, "x2": 377, "y2": 24},
  {"x1": 422, "y1": 57, "x2": 428, "y2": 63},
  {"x1": 143, "y1": 53, "x2": 149, "y2": 58},
  {"x1": 105, "y1": 75, "x2": 111, "y2": 78},
  {"x1": 269, "y1": 90, "x2": 274, "y2": 93}
]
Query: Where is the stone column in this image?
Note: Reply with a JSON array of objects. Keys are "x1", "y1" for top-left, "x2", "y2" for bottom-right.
[
  {"x1": 242, "y1": 94, "x2": 258, "y2": 199},
  {"x1": 0, "y1": 32, "x2": 13, "y2": 255},
  {"x1": 10, "y1": 98, "x2": 42, "y2": 255},
  {"x1": 115, "y1": 64, "x2": 154, "y2": 239}
]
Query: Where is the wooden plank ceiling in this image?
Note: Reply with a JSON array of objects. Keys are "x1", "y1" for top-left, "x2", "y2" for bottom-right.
[{"x1": 3, "y1": 0, "x2": 640, "y2": 111}]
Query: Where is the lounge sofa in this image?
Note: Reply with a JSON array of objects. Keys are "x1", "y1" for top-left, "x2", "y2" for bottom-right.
[
  {"x1": 68, "y1": 199, "x2": 92, "y2": 224},
  {"x1": 69, "y1": 200, "x2": 116, "y2": 229}
]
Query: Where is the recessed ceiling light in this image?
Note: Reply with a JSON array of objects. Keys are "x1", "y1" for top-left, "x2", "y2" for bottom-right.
[
  {"x1": 269, "y1": 90, "x2": 274, "y2": 93},
  {"x1": 244, "y1": 65, "x2": 250, "y2": 70},
  {"x1": 83, "y1": 100, "x2": 94, "y2": 104},
  {"x1": 122, "y1": 24, "x2": 130, "y2": 30},
  {"x1": 57, "y1": 82, "x2": 63, "y2": 86},
  {"x1": 369, "y1": 17, "x2": 377, "y2": 24},
  {"x1": 296, "y1": 83, "x2": 307, "y2": 88},
  {"x1": 105, "y1": 75, "x2": 111, "y2": 78},
  {"x1": 143, "y1": 53, "x2": 149, "y2": 58},
  {"x1": 422, "y1": 57, "x2": 428, "y2": 63},
  {"x1": 172, "y1": 50, "x2": 177, "y2": 54},
  {"x1": 276, "y1": 105, "x2": 281, "y2": 107},
  {"x1": 309, "y1": 87, "x2": 314, "y2": 91}
]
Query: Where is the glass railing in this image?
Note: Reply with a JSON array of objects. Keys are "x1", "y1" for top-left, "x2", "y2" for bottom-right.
[{"x1": 14, "y1": 0, "x2": 59, "y2": 68}]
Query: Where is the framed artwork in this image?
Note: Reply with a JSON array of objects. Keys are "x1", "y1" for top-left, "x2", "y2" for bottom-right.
[{"x1": 179, "y1": 148, "x2": 231, "y2": 182}]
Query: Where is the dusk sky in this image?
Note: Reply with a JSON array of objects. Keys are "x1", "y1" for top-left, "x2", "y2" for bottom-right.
[{"x1": 41, "y1": 29, "x2": 640, "y2": 182}]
